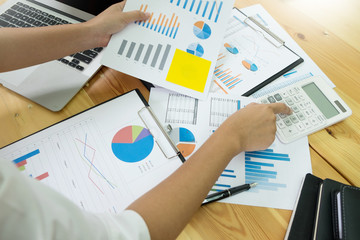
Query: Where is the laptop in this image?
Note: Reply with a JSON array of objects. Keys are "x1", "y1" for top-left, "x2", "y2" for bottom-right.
[{"x1": 0, "y1": 0, "x2": 121, "y2": 111}]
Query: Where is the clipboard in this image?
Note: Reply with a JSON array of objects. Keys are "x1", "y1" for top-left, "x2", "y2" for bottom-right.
[
  {"x1": 213, "y1": 7, "x2": 304, "y2": 96},
  {"x1": 0, "y1": 89, "x2": 185, "y2": 213}
]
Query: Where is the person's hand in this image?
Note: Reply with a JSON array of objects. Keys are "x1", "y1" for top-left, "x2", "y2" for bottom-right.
[
  {"x1": 86, "y1": 1, "x2": 150, "y2": 47},
  {"x1": 215, "y1": 102, "x2": 292, "y2": 156}
]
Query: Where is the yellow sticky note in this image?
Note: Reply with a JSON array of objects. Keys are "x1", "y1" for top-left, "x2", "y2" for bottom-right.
[{"x1": 166, "y1": 49, "x2": 211, "y2": 93}]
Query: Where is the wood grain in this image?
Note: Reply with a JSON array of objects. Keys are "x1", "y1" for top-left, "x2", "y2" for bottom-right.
[{"x1": 1, "y1": 0, "x2": 359, "y2": 239}]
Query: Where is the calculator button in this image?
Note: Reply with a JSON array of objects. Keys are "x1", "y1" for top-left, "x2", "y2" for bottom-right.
[
  {"x1": 297, "y1": 112, "x2": 306, "y2": 121},
  {"x1": 287, "y1": 89, "x2": 296, "y2": 95},
  {"x1": 296, "y1": 122, "x2": 306, "y2": 131},
  {"x1": 304, "y1": 101, "x2": 312, "y2": 108},
  {"x1": 291, "y1": 106, "x2": 300, "y2": 113},
  {"x1": 281, "y1": 91, "x2": 289, "y2": 98},
  {"x1": 299, "y1": 102, "x2": 306, "y2": 110},
  {"x1": 293, "y1": 95, "x2": 301, "y2": 102},
  {"x1": 289, "y1": 115, "x2": 299, "y2": 124},
  {"x1": 285, "y1": 98, "x2": 294, "y2": 106},
  {"x1": 317, "y1": 115, "x2": 326, "y2": 122},
  {"x1": 274, "y1": 93, "x2": 282, "y2": 101},
  {"x1": 267, "y1": 96, "x2": 276, "y2": 103},
  {"x1": 278, "y1": 113, "x2": 288, "y2": 119},
  {"x1": 308, "y1": 116, "x2": 319, "y2": 126},
  {"x1": 298, "y1": 94, "x2": 305, "y2": 101},
  {"x1": 294, "y1": 87, "x2": 301, "y2": 93},
  {"x1": 281, "y1": 125, "x2": 298, "y2": 137},
  {"x1": 304, "y1": 109, "x2": 313, "y2": 117},
  {"x1": 303, "y1": 119, "x2": 312, "y2": 129},
  {"x1": 260, "y1": 98, "x2": 269, "y2": 104},
  {"x1": 283, "y1": 118, "x2": 292, "y2": 126},
  {"x1": 277, "y1": 121, "x2": 286, "y2": 129}
]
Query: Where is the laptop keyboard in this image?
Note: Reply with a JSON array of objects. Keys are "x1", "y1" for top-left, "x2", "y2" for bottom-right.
[{"x1": 0, "y1": 2, "x2": 103, "y2": 72}]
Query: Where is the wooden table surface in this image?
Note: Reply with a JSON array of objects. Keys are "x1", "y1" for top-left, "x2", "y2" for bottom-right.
[{"x1": 1, "y1": 0, "x2": 359, "y2": 239}]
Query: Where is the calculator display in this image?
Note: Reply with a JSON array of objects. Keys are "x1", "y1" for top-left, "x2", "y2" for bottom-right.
[{"x1": 302, "y1": 83, "x2": 339, "y2": 119}]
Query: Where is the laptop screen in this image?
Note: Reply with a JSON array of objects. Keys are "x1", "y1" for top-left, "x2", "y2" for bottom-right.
[{"x1": 55, "y1": 0, "x2": 123, "y2": 15}]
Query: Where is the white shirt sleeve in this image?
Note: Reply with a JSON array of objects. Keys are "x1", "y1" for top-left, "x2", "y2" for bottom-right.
[{"x1": 0, "y1": 159, "x2": 151, "y2": 240}]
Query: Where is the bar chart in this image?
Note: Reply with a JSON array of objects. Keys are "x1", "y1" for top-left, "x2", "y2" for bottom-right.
[
  {"x1": 117, "y1": 39, "x2": 172, "y2": 70},
  {"x1": 209, "y1": 96, "x2": 241, "y2": 127},
  {"x1": 211, "y1": 168, "x2": 236, "y2": 192},
  {"x1": 214, "y1": 63, "x2": 242, "y2": 90},
  {"x1": 165, "y1": 93, "x2": 199, "y2": 125},
  {"x1": 244, "y1": 149, "x2": 289, "y2": 192},
  {"x1": 12, "y1": 149, "x2": 49, "y2": 181},
  {"x1": 137, "y1": 4, "x2": 180, "y2": 39},
  {"x1": 170, "y1": 0, "x2": 224, "y2": 22}
]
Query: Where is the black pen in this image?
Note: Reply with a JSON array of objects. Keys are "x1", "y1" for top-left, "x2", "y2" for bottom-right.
[{"x1": 202, "y1": 182, "x2": 258, "y2": 205}]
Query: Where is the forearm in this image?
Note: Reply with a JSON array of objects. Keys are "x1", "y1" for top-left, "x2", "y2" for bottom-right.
[
  {"x1": 127, "y1": 127, "x2": 241, "y2": 240},
  {"x1": 127, "y1": 103, "x2": 292, "y2": 239},
  {"x1": 0, "y1": 22, "x2": 102, "y2": 72}
]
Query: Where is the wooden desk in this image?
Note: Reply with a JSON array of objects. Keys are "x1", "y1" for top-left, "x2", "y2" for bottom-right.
[{"x1": 1, "y1": 0, "x2": 359, "y2": 239}]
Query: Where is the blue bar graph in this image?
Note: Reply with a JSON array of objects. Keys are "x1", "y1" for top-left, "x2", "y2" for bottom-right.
[
  {"x1": 170, "y1": 0, "x2": 224, "y2": 22},
  {"x1": 214, "y1": 65, "x2": 242, "y2": 90},
  {"x1": 214, "y1": 1, "x2": 223, "y2": 23},
  {"x1": 245, "y1": 149, "x2": 289, "y2": 191},
  {"x1": 12, "y1": 149, "x2": 40, "y2": 164},
  {"x1": 212, "y1": 168, "x2": 236, "y2": 192},
  {"x1": 208, "y1": 1, "x2": 216, "y2": 20},
  {"x1": 196, "y1": 1, "x2": 202, "y2": 14}
]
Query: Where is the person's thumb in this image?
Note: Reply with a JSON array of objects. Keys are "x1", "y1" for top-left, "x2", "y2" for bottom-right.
[{"x1": 121, "y1": 10, "x2": 150, "y2": 24}]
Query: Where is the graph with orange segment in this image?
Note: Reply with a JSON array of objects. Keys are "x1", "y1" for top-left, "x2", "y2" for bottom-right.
[
  {"x1": 136, "y1": 4, "x2": 180, "y2": 39},
  {"x1": 169, "y1": 127, "x2": 196, "y2": 158}
]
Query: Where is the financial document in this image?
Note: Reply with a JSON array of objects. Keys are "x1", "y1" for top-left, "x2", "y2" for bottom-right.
[
  {"x1": 149, "y1": 87, "x2": 312, "y2": 210},
  {"x1": 211, "y1": 4, "x2": 334, "y2": 96},
  {"x1": 102, "y1": 0, "x2": 234, "y2": 99},
  {"x1": 0, "y1": 91, "x2": 183, "y2": 214}
]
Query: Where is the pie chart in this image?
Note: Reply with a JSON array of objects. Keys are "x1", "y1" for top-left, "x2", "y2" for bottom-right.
[
  {"x1": 193, "y1": 21, "x2": 211, "y2": 40},
  {"x1": 224, "y1": 43, "x2": 239, "y2": 54},
  {"x1": 169, "y1": 127, "x2": 196, "y2": 157},
  {"x1": 186, "y1": 43, "x2": 204, "y2": 57},
  {"x1": 111, "y1": 125, "x2": 154, "y2": 163},
  {"x1": 242, "y1": 59, "x2": 258, "y2": 72}
]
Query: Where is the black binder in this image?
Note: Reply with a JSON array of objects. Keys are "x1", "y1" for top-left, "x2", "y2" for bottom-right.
[
  {"x1": 285, "y1": 174, "x2": 359, "y2": 240},
  {"x1": 332, "y1": 185, "x2": 360, "y2": 240},
  {"x1": 285, "y1": 173, "x2": 323, "y2": 240}
]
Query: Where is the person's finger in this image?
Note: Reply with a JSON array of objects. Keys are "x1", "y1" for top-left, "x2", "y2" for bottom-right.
[
  {"x1": 121, "y1": 10, "x2": 150, "y2": 24},
  {"x1": 268, "y1": 102, "x2": 292, "y2": 115}
]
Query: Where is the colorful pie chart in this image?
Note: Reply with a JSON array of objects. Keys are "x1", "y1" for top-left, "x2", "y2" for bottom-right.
[
  {"x1": 224, "y1": 43, "x2": 239, "y2": 54},
  {"x1": 193, "y1": 21, "x2": 211, "y2": 39},
  {"x1": 242, "y1": 59, "x2": 258, "y2": 71},
  {"x1": 169, "y1": 127, "x2": 196, "y2": 158},
  {"x1": 111, "y1": 125, "x2": 154, "y2": 163},
  {"x1": 186, "y1": 43, "x2": 204, "y2": 57}
]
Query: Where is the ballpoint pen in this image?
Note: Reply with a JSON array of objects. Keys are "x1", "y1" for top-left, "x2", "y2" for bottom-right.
[{"x1": 202, "y1": 182, "x2": 258, "y2": 205}]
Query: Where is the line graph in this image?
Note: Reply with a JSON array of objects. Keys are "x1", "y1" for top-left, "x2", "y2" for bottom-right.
[{"x1": 75, "y1": 134, "x2": 116, "y2": 195}]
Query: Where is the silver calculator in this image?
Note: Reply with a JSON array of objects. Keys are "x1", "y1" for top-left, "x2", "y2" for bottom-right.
[{"x1": 258, "y1": 76, "x2": 352, "y2": 143}]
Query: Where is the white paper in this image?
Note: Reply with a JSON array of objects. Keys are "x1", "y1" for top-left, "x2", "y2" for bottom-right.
[
  {"x1": 101, "y1": 0, "x2": 234, "y2": 99},
  {"x1": 0, "y1": 91, "x2": 183, "y2": 214},
  {"x1": 149, "y1": 87, "x2": 312, "y2": 210},
  {"x1": 211, "y1": 4, "x2": 334, "y2": 96}
]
